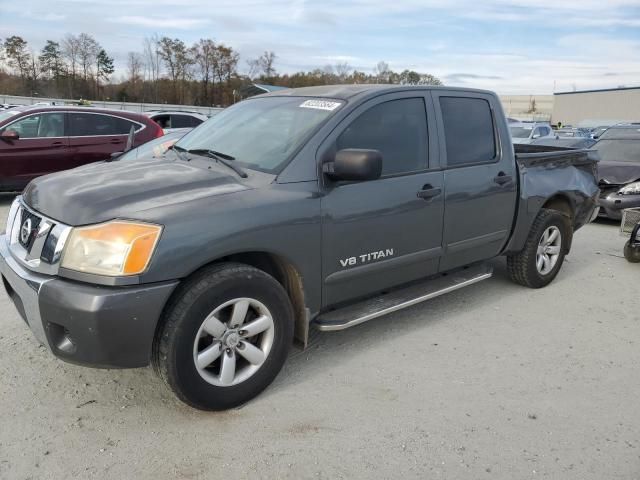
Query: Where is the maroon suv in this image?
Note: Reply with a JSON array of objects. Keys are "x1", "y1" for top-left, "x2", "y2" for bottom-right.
[{"x1": 0, "y1": 106, "x2": 164, "y2": 190}]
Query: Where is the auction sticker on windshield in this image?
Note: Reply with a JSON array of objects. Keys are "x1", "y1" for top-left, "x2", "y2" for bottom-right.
[{"x1": 299, "y1": 100, "x2": 342, "y2": 111}]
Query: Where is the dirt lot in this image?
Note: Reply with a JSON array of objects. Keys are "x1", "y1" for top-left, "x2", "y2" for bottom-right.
[{"x1": 0, "y1": 194, "x2": 638, "y2": 479}]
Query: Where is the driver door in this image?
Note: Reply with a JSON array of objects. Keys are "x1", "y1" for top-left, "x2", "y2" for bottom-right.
[{"x1": 320, "y1": 92, "x2": 444, "y2": 307}]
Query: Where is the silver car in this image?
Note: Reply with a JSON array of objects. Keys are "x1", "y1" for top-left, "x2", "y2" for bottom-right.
[{"x1": 510, "y1": 122, "x2": 555, "y2": 144}]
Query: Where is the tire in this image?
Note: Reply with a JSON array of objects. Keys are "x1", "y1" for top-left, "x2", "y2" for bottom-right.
[
  {"x1": 507, "y1": 209, "x2": 570, "y2": 288},
  {"x1": 153, "y1": 262, "x2": 294, "y2": 410},
  {"x1": 623, "y1": 240, "x2": 640, "y2": 263}
]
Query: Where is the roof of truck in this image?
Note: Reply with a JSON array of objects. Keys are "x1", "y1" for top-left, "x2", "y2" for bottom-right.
[{"x1": 260, "y1": 84, "x2": 494, "y2": 100}]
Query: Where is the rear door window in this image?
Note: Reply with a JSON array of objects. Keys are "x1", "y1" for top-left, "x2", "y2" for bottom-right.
[
  {"x1": 439, "y1": 97, "x2": 496, "y2": 167},
  {"x1": 336, "y1": 97, "x2": 428, "y2": 176},
  {"x1": 69, "y1": 113, "x2": 138, "y2": 136},
  {"x1": 171, "y1": 114, "x2": 201, "y2": 128}
]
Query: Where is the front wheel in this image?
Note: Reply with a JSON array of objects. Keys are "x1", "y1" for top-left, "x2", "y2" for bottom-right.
[
  {"x1": 507, "y1": 209, "x2": 570, "y2": 288},
  {"x1": 153, "y1": 263, "x2": 294, "y2": 410}
]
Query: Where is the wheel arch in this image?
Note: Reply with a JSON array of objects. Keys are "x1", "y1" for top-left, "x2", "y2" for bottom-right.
[
  {"x1": 169, "y1": 250, "x2": 310, "y2": 348},
  {"x1": 540, "y1": 194, "x2": 575, "y2": 253}
]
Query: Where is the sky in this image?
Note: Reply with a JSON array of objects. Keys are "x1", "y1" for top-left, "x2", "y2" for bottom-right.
[{"x1": 1, "y1": 0, "x2": 639, "y2": 94}]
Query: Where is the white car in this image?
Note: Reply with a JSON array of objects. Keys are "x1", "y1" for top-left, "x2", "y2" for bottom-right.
[
  {"x1": 145, "y1": 111, "x2": 208, "y2": 133},
  {"x1": 509, "y1": 122, "x2": 555, "y2": 144}
]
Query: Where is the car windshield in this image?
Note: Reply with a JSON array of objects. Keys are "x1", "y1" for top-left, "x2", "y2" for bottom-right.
[
  {"x1": 595, "y1": 139, "x2": 640, "y2": 163},
  {"x1": 510, "y1": 126, "x2": 533, "y2": 138},
  {"x1": 174, "y1": 96, "x2": 344, "y2": 173}
]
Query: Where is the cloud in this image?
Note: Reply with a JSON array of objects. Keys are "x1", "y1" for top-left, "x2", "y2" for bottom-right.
[{"x1": 107, "y1": 15, "x2": 209, "y2": 29}]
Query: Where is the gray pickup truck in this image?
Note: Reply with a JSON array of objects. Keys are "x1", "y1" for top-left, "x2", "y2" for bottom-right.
[{"x1": 0, "y1": 85, "x2": 599, "y2": 410}]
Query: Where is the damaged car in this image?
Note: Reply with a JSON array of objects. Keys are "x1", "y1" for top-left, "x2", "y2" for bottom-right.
[{"x1": 596, "y1": 125, "x2": 640, "y2": 220}]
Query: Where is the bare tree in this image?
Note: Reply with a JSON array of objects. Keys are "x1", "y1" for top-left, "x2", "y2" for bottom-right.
[
  {"x1": 61, "y1": 34, "x2": 80, "y2": 96},
  {"x1": 158, "y1": 37, "x2": 194, "y2": 103},
  {"x1": 192, "y1": 38, "x2": 216, "y2": 104},
  {"x1": 334, "y1": 62, "x2": 351, "y2": 82},
  {"x1": 373, "y1": 61, "x2": 390, "y2": 83},
  {"x1": 143, "y1": 34, "x2": 162, "y2": 102},
  {"x1": 259, "y1": 51, "x2": 277, "y2": 78},
  {"x1": 77, "y1": 33, "x2": 99, "y2": 82},
  {"x1": 246, "y1": 58, "x2": 261, "y2": 80}
]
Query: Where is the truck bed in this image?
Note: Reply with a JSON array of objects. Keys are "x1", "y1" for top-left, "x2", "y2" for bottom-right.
[{"x1": 514, "y1": 143, "x2": 600, "y2": 168}]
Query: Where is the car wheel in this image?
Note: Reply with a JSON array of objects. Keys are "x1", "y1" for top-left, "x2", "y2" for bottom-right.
[
  {"x1": 153, "y1": 262, "x2": 294, "y2": 410},
  {"x1": 623, "y1": 240, "x2": 640, "y2": 263},
  {"x1": 507, "y1": 208, "x2": 569, "y2": 288}
]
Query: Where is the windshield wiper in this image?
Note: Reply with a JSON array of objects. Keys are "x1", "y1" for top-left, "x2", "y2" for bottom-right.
[
  {"x1": 185, "y1": 149, "x2": 248, "y2": 178},
  {"x1": 170, "y1": 144, "x2": 187, "y2": 161}
]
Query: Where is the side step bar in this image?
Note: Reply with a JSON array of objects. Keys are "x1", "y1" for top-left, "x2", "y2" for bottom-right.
[{"x1": 314, "y1": 263, "x2": 493, "y2": 331}]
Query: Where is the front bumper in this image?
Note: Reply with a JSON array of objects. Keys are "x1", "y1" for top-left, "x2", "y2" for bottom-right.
[
  {"x1": 599, "y1": 193, "x2": 640, "y2": 220},
  {"x1": 0, "y1": 235, "x2": 178, "y2": 368}
]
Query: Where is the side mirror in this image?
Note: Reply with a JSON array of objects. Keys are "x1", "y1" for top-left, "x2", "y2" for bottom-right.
[
  {"x1": 1, "y1": 129, "x2": 19, "y2": 141},
  {"x1": 324, "y1": 149, "x2": 382, "y2": 182}
]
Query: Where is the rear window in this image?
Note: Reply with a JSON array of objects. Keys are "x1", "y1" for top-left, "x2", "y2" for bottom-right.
[
  {"x1": 510, "y1": 126, "x2": 533, "y2": 138},
  {"x1": 69, "y1": 113, "x2": 139, "y2": 136},
  {"x1": 440, "y1": 97, "x2": 496, "y2": 167}
]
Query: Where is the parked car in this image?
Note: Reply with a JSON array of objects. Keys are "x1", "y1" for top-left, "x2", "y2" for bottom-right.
[
  {"x1": 531, "y1": 136, "x2": 596, "y2": 149},
  {"x1": 0, "y1": 106, "x2": 164, "y2": 191},
  {"x1": 0, "y1": 85, "x2": 599, "y2": 410},
  {"x1": 509, "y1": 122, "x2": 555, "y2": 144},
  {"x1": 145, "y1": 111, "x2": 208, "y2": 133},
  {"x1": 555, "y1": 127, "x2": 593, "y2": 139},
  {"x1": 594, "y1": 126, "x2": 640, "y2": 220}
]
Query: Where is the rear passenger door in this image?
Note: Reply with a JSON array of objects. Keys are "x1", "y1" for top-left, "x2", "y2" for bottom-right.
[
  {"x1": 320, "y1": 93, "x2": 444, "y2": 306},
  {"x1": 67, "y1": 112, "x2": 141, "y2": 166},
  {"x1": 432, "y1": 91, "x2": 517, "y2": 271}
]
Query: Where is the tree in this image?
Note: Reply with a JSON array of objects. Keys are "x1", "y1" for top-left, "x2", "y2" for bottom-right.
[
  {"x1": 61, "y1": 33, "x2": 80, "y2": 96},
  {"x1": 126, "y1": 51, "x2": 143, "y2": 99},
  {"x1": 3, "y1": 36, "x2": 31, "y2": 84},
  {"x1": 39, "y1": 40, "x2": 64, "y2": 87},
  {"x1": 373, "y1": 61, "x2": 390, "y2": 83},
  {"x1": 258, "y1": 51, "x2": 276, "y2": 78},
  {"x1": 143, "y1": 34, "x2": 162, "y2": 102},
  {"x1": 334, "y1": 62, "x2": 351, "y2": 82},
  {"x1": 192, "y1": 38, "x2": 216, "y2": 104},
  {"x1": 77, "y1": 33, "x2": 99, "y2": 82},
  {"x1": 158, "y1": 37, "x2": 193, "y2": 103},
  {"x1": 95, "y1": 49, "x2": 114, "y2": 97}
]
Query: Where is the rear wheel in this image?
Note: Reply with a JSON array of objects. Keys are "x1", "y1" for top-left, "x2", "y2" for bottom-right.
[
  {"x1": 153, "y1": 263, "x2": 294, "y2": 410},
  {"x1": 507, "y1": 209, "x2": 570, "y2": 288}
]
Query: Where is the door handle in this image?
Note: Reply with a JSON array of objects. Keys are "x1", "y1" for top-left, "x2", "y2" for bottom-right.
[
  {"x1": 417, "y1": 185, "x2": 442, "y2": 200},
  {"x1": 493, "y1": 172, "x2": 512, "y2": 185},
  {"x1": 51, "y1": 141, "x2": 64, "y2": 147},
  {"x1": 110, "y1": 138, "x2": 123, "y2": 144}
]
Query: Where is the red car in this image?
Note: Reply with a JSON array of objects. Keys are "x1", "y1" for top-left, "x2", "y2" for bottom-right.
[{"x1": 0, "y1": 106, "x2": 163, "y2": 191}]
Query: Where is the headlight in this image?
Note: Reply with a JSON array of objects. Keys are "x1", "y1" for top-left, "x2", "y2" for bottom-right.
[
  {"x1": 618, "y1": 182, "x2": 640, "y2": 195},
  {"x1": 61, "y1": 221, "x2": 162, "y2": 276}
]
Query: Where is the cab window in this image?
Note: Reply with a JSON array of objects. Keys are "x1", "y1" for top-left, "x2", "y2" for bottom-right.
[{"x1": 336, "y1": 98, "x2": 428, "y2": 176}]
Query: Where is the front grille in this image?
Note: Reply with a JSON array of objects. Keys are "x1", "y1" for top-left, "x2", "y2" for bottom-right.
[
  {"x1": 5, "y1": 197, "x2": 72, "y2": 275},
  {"x1": 18, "y1": 208, "x2": 42, "y2": 252}
]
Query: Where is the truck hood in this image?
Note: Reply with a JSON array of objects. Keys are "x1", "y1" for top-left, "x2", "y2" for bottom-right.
[
  {"x1": 23, "y1": 154, "x2": 253, "y2": 225},
  {"x1": 598, "y1": 161, "x2": 640, "y2": 186}
]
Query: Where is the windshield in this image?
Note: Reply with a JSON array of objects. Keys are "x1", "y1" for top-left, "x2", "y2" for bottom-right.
[
  {"x1": 510, "y1": 126, "x2": 533, "y2": 138},
  {"x1": 174, "y1": 97, "x2": 343, "y2": 173},
  {"x1": 595, "y1": 139, "x2": 640, "y2": 163}
]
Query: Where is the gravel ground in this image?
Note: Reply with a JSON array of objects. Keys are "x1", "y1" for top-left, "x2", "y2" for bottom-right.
[{"x1": 0, "y1": 194, "x2": 638, "y2": 479}]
